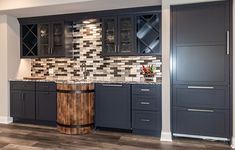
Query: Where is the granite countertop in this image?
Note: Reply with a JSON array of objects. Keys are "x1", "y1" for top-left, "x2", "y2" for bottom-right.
[{"x1": 10, "y1": 78, "x2": 162, "y2": 85}]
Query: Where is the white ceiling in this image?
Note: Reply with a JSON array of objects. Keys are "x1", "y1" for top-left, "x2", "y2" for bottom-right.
[{"x1": 0, "y1": 0, "x2": 161, "y2": 18}]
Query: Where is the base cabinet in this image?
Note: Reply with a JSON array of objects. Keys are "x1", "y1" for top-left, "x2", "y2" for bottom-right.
[
  {"x1": 10, "y1": 81, "x2": 57, "y2": 125},
  {"x1": 95, "y1": 84, "x2": 131, "y2": 130},
  {"x1": 132, "y1": 84, "x2": 162, "y2": 136}
]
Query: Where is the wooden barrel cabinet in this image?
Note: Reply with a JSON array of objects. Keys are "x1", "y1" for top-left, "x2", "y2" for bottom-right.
[{"x1": 57, "y1": 83, "x2": 95, "y2": 135}]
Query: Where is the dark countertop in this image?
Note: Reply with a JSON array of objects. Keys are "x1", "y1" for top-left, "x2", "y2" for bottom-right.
[{"x1": 9, "y1": 78, "x2": 162, "y2": 85}]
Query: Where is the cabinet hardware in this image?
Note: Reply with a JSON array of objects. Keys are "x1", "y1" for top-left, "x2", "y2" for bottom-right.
[
  {"x1": 187, "y1": 109, "x2": 214, "y2": 113},
  {"x1": 114, "y1": 45, "x2": 117, "y2": 53},
  {"x1": 48, "y1": 48, "x2": 50, "y2": 54},
  {"x1": 102, "y1": 84, "x2": 123, "y2": 87},
  {"x1": 187, "y1": 86, "x2": 214, "y2": 89},
  {"x1": 227, "y1": 30, "x2": 230, "y2": 55},
  {"x1": 140, "y1": 89, "x2": 150, "y2": 92},
  {"x1": 50, "y1": 48, "x2": 53, "y2": 54},
  {"x1": 140, "y1": 102, "x2": 150, "y2": 105},
  {"x1": 140, "y1": 119, "x2": 150, "y2": 122}
]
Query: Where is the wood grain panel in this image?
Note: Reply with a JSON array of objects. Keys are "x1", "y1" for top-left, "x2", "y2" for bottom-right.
[{"x1": 57, "y1": 83, "x2": 94, "y2": 135}]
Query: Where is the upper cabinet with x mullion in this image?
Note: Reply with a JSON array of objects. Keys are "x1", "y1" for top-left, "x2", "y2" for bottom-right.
[
  {"x1": 21, "y1": 24, "x2": 38, "y2": 58},
  {"x1": 135, "y1": 13, "x2": 161, "y2": 55}
]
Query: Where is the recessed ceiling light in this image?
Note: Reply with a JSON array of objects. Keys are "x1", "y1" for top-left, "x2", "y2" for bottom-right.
[{"x1": 83, "y1": 20, "x2": 91, "y2": 24}]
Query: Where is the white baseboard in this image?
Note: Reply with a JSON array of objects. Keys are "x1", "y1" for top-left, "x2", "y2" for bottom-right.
[
  {"x1": 231, "y1": 137, "x2": 235, "y2": 149},
  {"x1": 160, "y1": 132, "x2": 172, "y2": 142},
  {"x1": 0, "y1": 116, "x2": 13, "y2": 124}
]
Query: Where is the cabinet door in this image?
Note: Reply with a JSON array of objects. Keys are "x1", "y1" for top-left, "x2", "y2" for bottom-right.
[
  {"x1": 10, "y1": 90, "x2": 23, "y2": 118},
  {"x1": 102, "y1": 17, "x2": 117, "y2": 55},
  {"x1": 136, "y1": 13, "x2": 161, "y2": 55},
  {"x1": 172, "y1": 1, "x2": 230, "y2": 85},
  {"x1": 21, "y1": 24, "x2": 38, "y2": 58},
  {"x1": 38, "y1": 23, "x2": 50, "y2": 57},
  {"x1": 118, "y1": 16, "x2": 134, "y2": 54},
  {"x1": 95, "y1": 84, "x2": 131, "y2": 129},
  {"x1": 51, "y1": 22, "x2": 65, "y2": 57},
  {"x1": 36, "y1": 92, "x2": 56, "y2": 122},
  {"x1": 22, "y1": 91, "x2": 36, "y2": 120}
]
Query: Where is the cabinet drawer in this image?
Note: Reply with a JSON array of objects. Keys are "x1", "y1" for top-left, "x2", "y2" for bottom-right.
[
  {"x1": 10, "y1": 81, "x2": 35, "y2": 91},
  {"x1": 173, "y1": 107, "x2": 230, "y2": 138},
  {"x1": 36, "y1": 82, "x2": 56, "y2": 92},
  {"x1": 132, "y1": 84, "x2": 161, "y2": 96},
  {"x1": 132, "y1": 111, "x2": 161, "y2": 131},
  {"x1": 173, "y1": 85, "x2": 229, "y2": 109},
  {"x1": 132, "y1": 95, "x2": 160, "y2": 111}
]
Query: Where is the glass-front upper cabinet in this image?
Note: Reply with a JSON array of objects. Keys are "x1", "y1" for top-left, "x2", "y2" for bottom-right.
[
  {"x1": 51, "y1": 22, "x2": 64, "y2": 56},
  {"x1": 118, "y1": 16, "x2": 134, "y2": 54},
  {"x1": 38, "y1": 22, "x2": 65, "y2": 57},
  {"x1": 102, "y1": 16, "x2": 134, "y2": 56},
  {"x1": 38, "y1": 24, "x2": 50, "y2": 56},
  {"x1": 102, "y1": 17, "x2": 117, "y2": 55},
  {"x1": 136, "y1": 13, "x2": 161, "y2": 55}
]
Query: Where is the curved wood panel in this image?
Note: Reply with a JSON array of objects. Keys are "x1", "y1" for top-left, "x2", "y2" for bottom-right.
[{"x1": 57, "y1": 83, "x2": 94, "y2": 135}]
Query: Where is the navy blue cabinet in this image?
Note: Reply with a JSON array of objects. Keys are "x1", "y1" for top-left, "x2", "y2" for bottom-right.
[
  {"x1": 36, "y1": 82, "x2": 57, "y2": 122},
  {"x1": 10, "y1": 81, "x2": 57, "y2": 125},
  {"x1": 172, "y1": 1, "x2": 231, "y2": 140},
  {"x1": 132, "y1": 84, "x2": 161, "y2": 136},
  {"x1": 10, "y1": 81, "x2": 36, "y2": 120},
  {"x1": 95, "y1": 84, "x2": 131, "y2": 130}
]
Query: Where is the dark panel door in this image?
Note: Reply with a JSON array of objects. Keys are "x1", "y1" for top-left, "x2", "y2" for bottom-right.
[
  {"x1": 10, "y1": 90, "x2": 23, "y2": 118},
  {"x1": 22, "y1": 91, "x2": 36, "y2": 120},
  {"x1": 36, "y1": 92, "x2": 56, "y2": 122},
  {"x1": 173, "y1": 107, "x2": 230, "y2": 138},
  {"x1": 172, "y1": 1, "x2": 230, "y2": 85},
  {"x1": 95, "y1": 84, "x2": 131, "y2": 130}
]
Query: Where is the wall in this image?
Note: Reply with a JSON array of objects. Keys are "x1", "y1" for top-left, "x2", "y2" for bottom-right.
[
  {"x1": 0, "y1": 15, "x2": 30, "y2": 123},
  {"x1": 31, "y1": 20, "x2": 162, "y2": 82}
]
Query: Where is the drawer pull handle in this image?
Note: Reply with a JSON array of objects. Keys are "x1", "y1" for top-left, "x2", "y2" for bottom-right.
[
  {"x1": 140, "y1": 119, "x2": 150, "y2": 122},
  {"x1": 102, "y1": 84, "x2": 123, "y2": 87},
  {"x1": 187, "y1": 109, "x2": 214, "y2": 113},
  {"x1": 140, "y1": 89, "x2": 150, "y2": 92},
  {"x1": 140, "y1": 102, "x2": 150, "y2": 105},
  {"x1": 187, "y1": 86, "x2": 214, "y2": 89}
]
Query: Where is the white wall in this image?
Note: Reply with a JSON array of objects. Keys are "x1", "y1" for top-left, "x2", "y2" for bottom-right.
[{"x1": 0, "y1": 15, "x2": 30, "y2": 123}]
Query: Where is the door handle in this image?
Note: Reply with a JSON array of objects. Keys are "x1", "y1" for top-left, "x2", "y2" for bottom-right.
[
  {"x1": 102, "y1": 84, "x2": 123, "y2": 87},
  {"x1": 140, "y1": 119, "x2": 150, "y2": 122},
  {"x1": 140, "y1": 102, "x2": 150, "y2": 105},
  {"x1": 140, "y1": 89, "x2": 150, "y2": 92},
  {"x1": 187, "y1": 109, "x2": 214, "y2": 113},
  {"x1": 227, "y1": 30, "x2": 230, "y2": 55},
  {"x1": 187, "y1": 86, "x2": 214, "y2": 89}
]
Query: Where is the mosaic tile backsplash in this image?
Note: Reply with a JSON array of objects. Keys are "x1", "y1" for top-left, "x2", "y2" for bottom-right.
[{"x1": 31, "y1": 20, "x2": 162, "y2": 82}]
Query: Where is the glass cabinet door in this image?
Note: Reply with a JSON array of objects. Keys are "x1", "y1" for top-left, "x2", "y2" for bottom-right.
[
  {"x1": 51, "y1": 22, "x2": 64, "y2": 56},
  {"x1": 136, "y1": 13, "x2": 161, "y2": 55},
  {"x1": 38, "y1": 24, "x2": 50, "y2": 56},
  {"x1": 118, "y1": 16, "x2": 134, "y2": 54},
  {"x1": 102, "y1": 17, "x2": 117, "y2": 55}
]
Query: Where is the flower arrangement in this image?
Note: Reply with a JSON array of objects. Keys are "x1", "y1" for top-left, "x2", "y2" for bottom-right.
[{"x1": 141, "y1": 65, "x2": 156, "y2": 77}]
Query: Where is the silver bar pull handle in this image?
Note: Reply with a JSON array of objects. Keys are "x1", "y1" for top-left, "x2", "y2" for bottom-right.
[
  {"x1": 140, "y1": 119, "x2": 150, "y2": 122},
  {"x1": 188, "y1": 86, "x2": 214, "y2": 89},
  {"x1": 140, "y1": 89, "x2": 150, "y2": 92},
  {"x1": 187, "y1": 109, "x2": 214, "y2": 113},
  {"x1": 227, "y1": 30, "x2": 230, "y2": 55},
  {"x1": 103, "y1": 84, "x2": 123, "y2": 87},
  {"x1": 140, "y1": 102, "x2": 150, "y2": 105}
]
